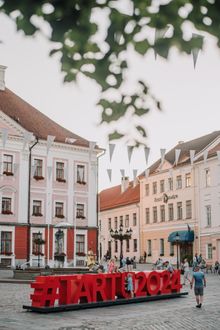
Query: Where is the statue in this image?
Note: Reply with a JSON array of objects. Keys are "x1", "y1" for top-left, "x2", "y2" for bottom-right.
[{"x1": 87, "y1": 248, "x2": 95, "y2": 270}]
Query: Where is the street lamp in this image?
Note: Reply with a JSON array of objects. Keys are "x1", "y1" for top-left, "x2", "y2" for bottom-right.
[
  {"x1": 37, "y1": 231, "x2": 41, "y2": 268},
  {"x1": 110, "y1": 225, "x2": 132, "y2": 268},
  {"x1": 175, "y1": 232, "x2": 180, "y2": 270}
]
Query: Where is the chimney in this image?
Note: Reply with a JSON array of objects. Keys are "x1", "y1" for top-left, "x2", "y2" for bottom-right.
[
  {"x1": 0, "y1": 65, "x2": 7, "y2": 91},
  {"x1": 121, "y1": 176, "x2": 129, "y2": 193}
]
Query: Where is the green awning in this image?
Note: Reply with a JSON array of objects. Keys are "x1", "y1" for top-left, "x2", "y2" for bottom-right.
[{"x1": 168, "y1": 230, "x2": 194, "y2": 243}]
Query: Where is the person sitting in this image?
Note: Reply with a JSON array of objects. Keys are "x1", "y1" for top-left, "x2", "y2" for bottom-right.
[{"x1": 164, "y1": 261, "x2": 174, "y2": 273}]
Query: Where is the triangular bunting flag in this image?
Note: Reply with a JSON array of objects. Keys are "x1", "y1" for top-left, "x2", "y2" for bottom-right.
[
  {"x1": 145, "y1": 168, "x2": 150, "y2": 178},
  {"x1": 160, "y1": 148, "x2": 166, "y2": 165},
  {"x1": 120, "y1": 169, "x2": 125, "y2": 177},
  {"x1": 107, "y1": 169, "x2": 112, "y2": 182},
  {"x1": 1, "y1": 128, "x2": 8, "y2": 148},
  {"x1": 192, "y1": 33, "x2": 204, "y2": 69},
  {"x1": 47, "y1": 135, "x2": 55, "y2": 154},
  {"x1": 47, "y1": 166, "x2": 53, "y2": 180},
  {"x1": 190, "y1": 150, "x2": 196, "y2": 165},
  {"x1": 127, "y1": 146, "x2": 134, "y2": 163},
  {"x1": 109, "y1": 143, "x2": 116, "y2": 162},
  {"x1": 175, "y1": 149, "x2": 181, "y2": 166},
  {"x1": 144, "y1": 147, "x2": 150, "y2": 165},
  {"x1": 154, "y1": 25, "x2": 170, "y2": 59},
  {"x1": 133, "y1": 169, "x2": 138, "y2": 181},
  {"x1": 203, "y1": 150, "x2": 208, "y2": 163}
]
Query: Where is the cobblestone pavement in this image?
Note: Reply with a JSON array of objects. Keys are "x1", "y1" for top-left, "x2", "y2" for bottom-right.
[{"x1": 0, "y1": 270, "x2": 219, "y2": 330}]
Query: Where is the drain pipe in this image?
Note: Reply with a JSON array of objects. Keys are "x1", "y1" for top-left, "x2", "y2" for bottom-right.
[{"x1": 26, "y1": 137, "x2": 39, "y2": 264}]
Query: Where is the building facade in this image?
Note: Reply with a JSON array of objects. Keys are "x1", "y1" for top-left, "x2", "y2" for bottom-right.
[
  {"x1": 0, "y1": 65, "x2": 102, "y2": 268},
  {"x1": 99, "y1": 177, "x2": 140, "y2": 261}
]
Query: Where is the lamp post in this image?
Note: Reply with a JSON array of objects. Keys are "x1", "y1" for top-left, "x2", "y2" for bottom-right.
[
  {"x1": 175, "y1": 232, "x2": 180, "y2": 270},
  {"x1": 37, "y1": 231, "x2": 41, "y2": 268},
  {"x1": 110, "y1": 225, "x2": 132, "y2": 268}
]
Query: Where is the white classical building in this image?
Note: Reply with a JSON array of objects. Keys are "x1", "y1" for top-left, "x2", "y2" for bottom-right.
[{"x1": 0, "y1": 65, "x2": 103, "y2": 268}]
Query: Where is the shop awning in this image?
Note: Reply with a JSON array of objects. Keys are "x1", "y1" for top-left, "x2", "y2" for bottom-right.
[{"x1": 168, "y1": 230, "x2": 194, "y2": 243}]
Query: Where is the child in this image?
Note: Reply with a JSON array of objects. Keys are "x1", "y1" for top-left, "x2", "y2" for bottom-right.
[{"x1": 126, "y1": 273, "x2": 134, "y2": 298}]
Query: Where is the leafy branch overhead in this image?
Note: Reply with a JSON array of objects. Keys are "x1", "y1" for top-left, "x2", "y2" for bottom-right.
[{"x1": 1, "y1": 0, "x2": 220, "y2": 145}]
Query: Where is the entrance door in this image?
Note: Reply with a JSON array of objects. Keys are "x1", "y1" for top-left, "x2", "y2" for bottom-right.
[{"x1": 180, "y1": 242, "x2": 193, "y2": 264}]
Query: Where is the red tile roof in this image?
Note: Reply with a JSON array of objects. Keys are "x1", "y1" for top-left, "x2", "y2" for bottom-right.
[
  {"x1": 99, "y1": 182, "x2": 140, "y2": 211},
  {"x1": 0, "y1": 88, "x2": 90, "y2": 147}
]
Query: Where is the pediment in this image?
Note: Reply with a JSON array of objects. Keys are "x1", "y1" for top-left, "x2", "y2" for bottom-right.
[{"x1": 0, "y1": 110, "x2": 25, "y2": 138}]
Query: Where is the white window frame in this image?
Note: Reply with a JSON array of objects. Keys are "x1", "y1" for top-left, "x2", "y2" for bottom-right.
[
  {"x1": 54, "y1": 200, "x2": 66, "y2": 218},
  {"x1": 206, "y1": 243, "x2": 212, "y2": 260},
  {"x1": 75, "y1": 163, "x2": 87, "y2": 184},
  {"x1": 32, "y1": 199, "x2": 43, "y2": 216},
  {"x1": 185, "y1": 173, "x2": 191, "y2": 188},
  {"x1": 33, "y1": 157, "x2": 44, "y2": 178},
  {"x1": 76, "y1": 202, "x2": 86, "y2": 219}
]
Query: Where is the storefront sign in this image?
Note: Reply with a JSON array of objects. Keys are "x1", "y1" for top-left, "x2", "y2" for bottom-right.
[{"x1": 30, "y1": 270, "x2": 181, "y2": 308}]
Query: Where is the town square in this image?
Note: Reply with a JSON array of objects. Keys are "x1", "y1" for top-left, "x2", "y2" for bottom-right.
[{"x1": 1, "y1": 1, "x2": 220, "y2": 329}]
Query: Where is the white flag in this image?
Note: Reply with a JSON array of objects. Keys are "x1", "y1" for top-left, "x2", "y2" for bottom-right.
[
  {"x1": 160, "y1": 148, "x2": 166, "y2": 165},
  {"x1": 144, "y1": 147, "x2": 150, "y2": 165},
  {"x1": 107, "y1": 169, "x2": 112, "y2": 182},
  {"x1": 109, "y1": 143, "x2": 116, "y2": 162},
  {"x1": 217, "y1": 151, "x2": 220, "y2": 162},
  {"x1": 192, "y1": 33, "x2": 204, "y2": 69},
  {"x1": 175, "y1": 149, "x2": 181, "y2": 166},
  {"x1": 145, "y1": 168, "x2": 150, "y2": 178},
  {"x1": 133, "y1": 169, "x2": 138, "y2": 182},
  {"x1": 47, "y1": 166, "x2": 52, "y2": 180},
  {"x1": 203, "y1": 150, "x2": 208, "y2": 163},
  {"x1": 47, "y1": 135, "x2": 55, "y2": 154},
  {"x1": 127, "y1": 146, "x2": 134, "y2": 163},
  {"x1": 190, "y1": 150, "x2": 196, "y2": 165},
  {"x1": 22, "y1": 132, "x2": 33, "y2": 151},
  {"x1": 120, "y1": 169, "x2": 125, "y2": 177},
  {"x1": 1, "y1": 128, "x2": 8, "y2": 148}
]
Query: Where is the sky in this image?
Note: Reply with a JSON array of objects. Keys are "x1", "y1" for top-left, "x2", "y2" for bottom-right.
[{"x1": 0, "y1": 12, "x2": 220, "y2": 192}]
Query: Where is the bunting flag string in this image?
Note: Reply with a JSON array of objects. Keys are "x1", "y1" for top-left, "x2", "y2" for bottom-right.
[
  {"x1": 109, "y1": 143, "x2": 116, "y2": 162},
  {"x1": 190, "y1": 150, "x2": 196, "y2": 165},
  {"x1": 175, "y1": 149, "x2": 181, "y2": 166},
  {"x1": 144, "y1": 147, "x2": 150, "y2": 166},
  {"x1": 47, "y1": 135, "x2": 55, "y2": 154},
  {"x1": 1, "y1": 128, "x2": 8, "y2": 148},
  {"x1": 127, "y1": 146, "x2": 134, "y2": 163},
  {"x1": 107, "y1": 169, "x2": 112, "y2": 182}
]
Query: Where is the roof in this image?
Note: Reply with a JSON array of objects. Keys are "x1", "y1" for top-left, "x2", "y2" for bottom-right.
[
  {"x1": 99, "y1": 182, "x2": 140, "y2": 211},
  {"x1": 0, "y1": 88, "x2": 90, "y2": 147},
  {"x1": 149, "y1": 131, "x2": 220, "y2": 174}
]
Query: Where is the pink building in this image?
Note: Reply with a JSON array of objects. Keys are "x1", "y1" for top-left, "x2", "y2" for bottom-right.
[
  {"x1": 0, "y1": 65, "x2": 102, "y2": 268},
  {"x1": 99, "y1": 177, "x2": 140, "y2": 261}
]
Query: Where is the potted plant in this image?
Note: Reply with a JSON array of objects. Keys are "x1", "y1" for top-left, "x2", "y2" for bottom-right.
[
  {"x1": 3, "y1": 171, "x2": 13, "y2": 176},
  {"x1": 56, "y1": 178, "x2": 66, "y2": 183},
  {"x1": 33, "y1": 175, "x2": 44, "y2": 181},
  {"x1": 2, "y1": 210, "x2": 13, "y2": 215}
]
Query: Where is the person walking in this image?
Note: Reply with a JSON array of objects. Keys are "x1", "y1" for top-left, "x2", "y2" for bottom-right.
[
  {"x1": 183, "y1": 258, "x2": 191, "y2": 285},
  {"x1": 126, "y1": 273, "x2": 134, "y2": 298},
  {"x1": 190, "y1": 265, "x2": 206, "y2": 308}
]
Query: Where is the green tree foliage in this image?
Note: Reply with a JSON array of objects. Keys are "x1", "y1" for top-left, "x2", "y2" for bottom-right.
[{"x1": 1, "y1": 0, "x2": 220, "y2": 145}]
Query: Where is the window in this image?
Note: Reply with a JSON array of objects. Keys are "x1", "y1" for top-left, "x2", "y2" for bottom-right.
[
  {"x1": 32, "y1": 232, "x2": 43, "y2": 255},
  {"x1": 77, "y1": 164, "x2": 86, "y2": 184},
  {"x1": 147, "y1": 240, "x2": 152, "y2": 256},
  {"x1": 1, "y1": 197, "x2": 12, "y2": 215},
  {"x1": 55, "y1": 202, "x2": 64, "y2": 218},
  {"x1": 207, "y1": 243, "x2": 212, "y2": 259},
  {"x1": 3, "y1": 154, "x2": 13, "y2": 175},
  {"x1": 119, "y1": 216, "x2": 123, "y2": 227},
  {"x1": 133, "y1": 213, "x2": 137, "y2": 226},
  {"x1": 160, "y1": 205, "x2": 165, "y2": 222},
  {"x1": 205, "y1": 205, "x2": 211, "y2": 227},
  {"x1": 153, "y1": 182, "x2": 157, "y2": 194},
  {"x1": 160, "y1": 239, "x2": 164, "y2": 256},
  {"x1": 56, "y1": 162, "x2": 65, "y2": 182},
  {"x1": 160, "y1": 180, "x2": 165, "y2": 193},
  {"x1": 153, "y1": 206, "x2": 157, "y2": 223},
  {"x1": 205, "y1": 168, "x2": 211, "y2": 187},
  {"x1": 168, "y1": 177, "x2": 173, "y2": 191},
  {"x1": 168, "y1": 203, "x2": 174, "y2": 221},
  {"x1": 145, "y1": 208, "x2": 150, "y2": 224},
  {"x1": 170, "y1": 242, "x2": 174, "y2": 256},
  {"x1": 186, "y1": 200, "x2": 192, "y2": 219},
  {"x1": 114, "y1": 217, "x2": 118, "y2": 229},
  {"x1": 108, "y1": 218, "x2": 111, "y2": 230},
  {"x1": 34, "y1": 159, "x2": 43, "y2": 178},
  {"x1": 185, "y1": 173, "x2": 191, "y2": 187},
  {"x1": 76, "y1": 234, "x2": 85, "y2": 254},
  {"x1": 176, "y1": 175, "x2": 182, "y2": 189},
  {"x1": 145, "y1": 184, "x2": 149, "y2": 196},
  {"x1": 177, "y1": 202, "x2": 182, "y2": 220},
  {"x1": 115, "y1": 240, "x2": 118, "y2": 253},
  {"x1": 76, "y1": 203, "x2": 85, "y2": 219},
  {"x1": 125, "y1": 215, "x2": 129, "y2": 227},
  {"x1": 32, "y1": 200, "x2": 42, "y2": 216},
  {"x1": 133, "y1": 239, "x2": 137, "y2": 252},
  {"x1": 126, "y1": 239, "x2": 130, "y2": 252},
  {"x1": 1, "y1": 231, "x2": 12, "y2": 254}
]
